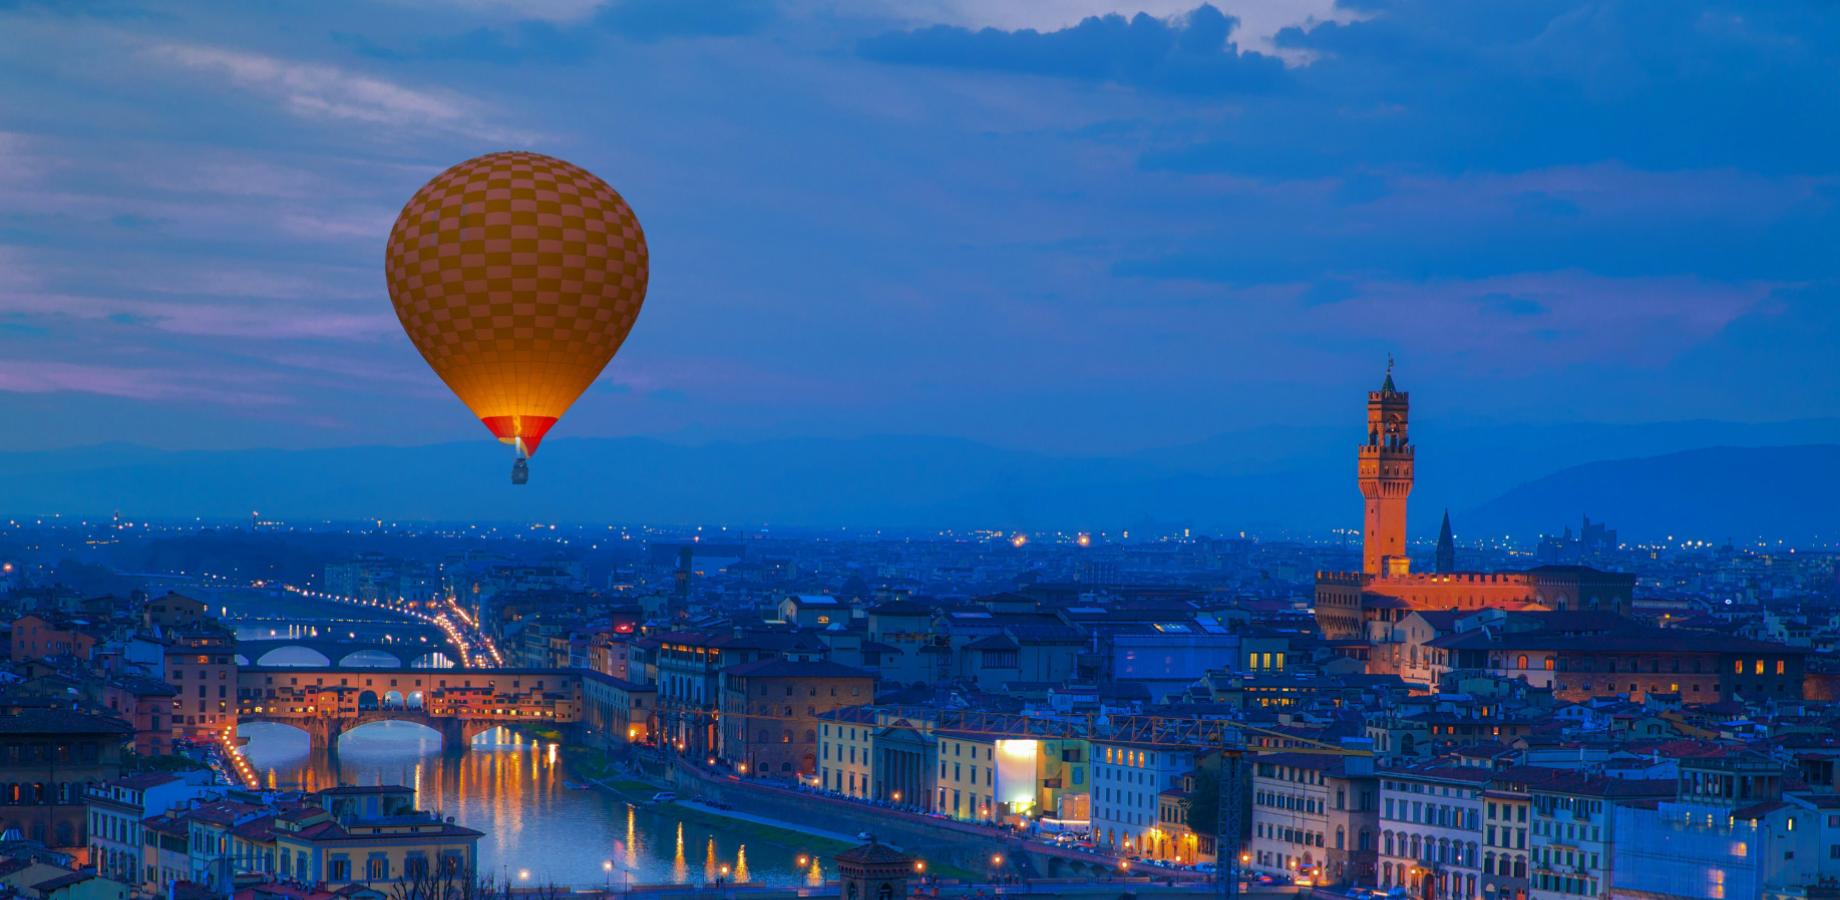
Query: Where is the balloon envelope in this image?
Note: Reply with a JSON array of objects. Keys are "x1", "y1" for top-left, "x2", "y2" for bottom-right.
[{"x1": 385, "y1": 151, "x2": 648, "y2": 455}]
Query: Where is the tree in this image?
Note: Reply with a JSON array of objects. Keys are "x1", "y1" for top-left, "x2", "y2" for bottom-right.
[
  {"x1": 1187, "y1": 767, "x2": 1219, "y2": 837},
  {"x1": 386, "y1": 869, "x2": 568, "y2": 900}
]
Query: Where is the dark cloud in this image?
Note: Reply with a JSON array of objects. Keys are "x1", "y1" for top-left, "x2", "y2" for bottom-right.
[
  {"x1": 858, "y1": 5, "x2": 1284, "y2": 93},
  {"x1": 1267, "y1": 0, "x2": 1840, "y2": 176},
  {"x1": 335, "y1": 21, "x2": 594, "y2": 64}
]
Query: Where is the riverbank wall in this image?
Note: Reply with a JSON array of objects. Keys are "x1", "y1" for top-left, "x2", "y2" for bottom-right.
[{"x1": 667, "y1": 761, "x2": 1132, "y2": 882}]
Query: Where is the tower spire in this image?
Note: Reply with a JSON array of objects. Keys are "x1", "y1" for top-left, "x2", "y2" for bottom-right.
[{"x1": 1436, "y1": 509, "x2": 1455, "y2": 574}]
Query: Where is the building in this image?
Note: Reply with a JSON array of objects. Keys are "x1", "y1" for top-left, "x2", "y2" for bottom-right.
[
  {"x1": 0, "y1": 707, "x2": 132, "y2": 855},
  {"x1": 652, "y1": 630, "x2": 825, "y2": 757},
  {"x1": 580, "y1": 671, "x2": 656, "y2": 747},
  {"x1": 84, "y1": 771, "x2": 215, "y2": 885},
  {"x1": 1431, "y1": 618, "x2": 1806, "y2": 704},
  {"x1": 1528, "y1": 772, "x2": 1672, "y2": 900},
  {"x1": 718, "y1": 659, "x2": 874, "y2": 779},
  {"x1": 1247, "y1": 751, "x2": 1379, "y2": 888},
  {"x1": 1482, "y1": 772, "x2": 1535, "y2": 900},
  {"x1": 1091, "y1": 740, "x2": 1199, "y2": 858},
  {"x1": 816, "y1": 707, "x2": 881, "y2": 800},
  {"x1": 1608, "y1": 755, "x2": 1829, "y2": 900},
  {"x1": 832, "y1": 838, "x2": 916, "y2": 900},
  {"x1": 184, "y1": 799, "x2": 271, "y2": 891},
  {"x1": 932, "y1": 731, "x2": 998, "y2": 823},
  {"x1": 273, "y1": 786, "x2": 480, "y2": 889},
  {"x1": 1377, "y1": 765, "x2": 1491, "y2": 899},
  {"x1": 97, "y1": 677, "x2": 179, "y2": 756},
  {"x1": 1315, "y1": 368, "x2": 1635, "y2": 642},
  {"x1": 143, "y1": 593, "x2": 208, "y2": 632},
  {"x1": 587, "y1": 634, "x2": 633, "y2": 681},
  {"x1": 1156, "y1": 770, "x2": 1209, "y2": 866},
  {"x1": 162, "y1": 625, "x2": 238, "y2": 740},
  {"x1": 0, "y1": 860, "x2": 129, "y2": 900},
  {"x1": 9, "y1": 615, "x2": 98, "y2": 664},
  {"x1": 775, "y1": 594, "x2": 847, "y2": 629},
  {"x1": 140, "y1": 813, "x2": 190, "y2": 892}
]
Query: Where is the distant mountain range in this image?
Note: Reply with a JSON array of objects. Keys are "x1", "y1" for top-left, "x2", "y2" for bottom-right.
[
  {"x1": 1460, "y1": 445, "x2": 1840, "y2": 544},
  {"x1": 5, "y1": 420, "x2": 1839, "y2": 541}
]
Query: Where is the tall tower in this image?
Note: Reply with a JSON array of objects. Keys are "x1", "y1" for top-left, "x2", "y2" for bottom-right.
[{"x1": 1359, "y1": 359, "x2": 1413, "y2": 577}]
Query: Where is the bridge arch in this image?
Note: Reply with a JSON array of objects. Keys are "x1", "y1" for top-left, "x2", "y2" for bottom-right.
[
  {"x1": 383, "y1": 690, "x2": 405, "y2": 708},
  {"x1": 256, "y1": 645, "x2": 333, "y2": 667},
  {"x1": 342, "y1": 716, "x2": 442, "y2": 743},
  {"x1": 338, "y1": 649, "x2": 406, "y2": 668},
  {"x1": 406, "y1": 690, "x2": 424, "y2": 709},
  {"x1": 358, "y1": 690, "x2": 380, "y2": 711}
]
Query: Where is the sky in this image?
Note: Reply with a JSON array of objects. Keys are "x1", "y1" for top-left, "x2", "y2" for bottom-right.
[{"x1": 0, "y1": 0, "x2": 1835, "y2": 455}]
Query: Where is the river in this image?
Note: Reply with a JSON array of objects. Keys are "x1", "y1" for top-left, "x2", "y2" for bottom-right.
[{"x1": 237, "y1": 722, "x2": 833, "y2": 890}]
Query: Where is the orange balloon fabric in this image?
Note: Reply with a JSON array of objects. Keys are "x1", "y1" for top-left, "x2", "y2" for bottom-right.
[{"x1": 385, "y1": 151, "x2": 648, "y2": 455}]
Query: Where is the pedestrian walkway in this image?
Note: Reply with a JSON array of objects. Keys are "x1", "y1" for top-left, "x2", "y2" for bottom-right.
[{"x1": 674, "y1": 798, "x2": 862, "y2": 844}]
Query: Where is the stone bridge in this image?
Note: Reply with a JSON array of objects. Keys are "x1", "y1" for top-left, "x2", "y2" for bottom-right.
[
  {"x1": 236, "y1": 667, "x2": 583, "y2": 756},
  {"x1": 235, "y1": 637, "x2": 453, "y2": 670},
  {"x1": 240, "y1": 708, "x2": 500, "y2": 756}
]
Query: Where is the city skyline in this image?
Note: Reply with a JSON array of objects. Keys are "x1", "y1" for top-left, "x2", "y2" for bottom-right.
[
  {"x1": 1, "y1": 6, "x2": 1835, "y2": 895},
  {"x1": 2, "y1": 1, "x2": 1836, "y2": 456}
]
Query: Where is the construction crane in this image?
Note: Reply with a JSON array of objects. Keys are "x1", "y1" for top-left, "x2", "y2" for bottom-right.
[{"x1": 651, "y1": 703, "x2": 1370, "y2": 899}]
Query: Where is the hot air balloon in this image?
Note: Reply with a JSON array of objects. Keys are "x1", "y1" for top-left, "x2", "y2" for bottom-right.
[{"x1": 385, "y1": 151, "x2": 649, "y2": 483}]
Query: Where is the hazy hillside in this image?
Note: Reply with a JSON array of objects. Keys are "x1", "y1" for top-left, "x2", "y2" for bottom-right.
[{"x1": 1463, "y1": 445, "x2": 1840, "y2": 543}]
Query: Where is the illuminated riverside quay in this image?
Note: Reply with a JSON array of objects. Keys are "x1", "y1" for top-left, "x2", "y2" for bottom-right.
[{"x1": 237, "y1": 720, "x2": 832, "y2": 890}]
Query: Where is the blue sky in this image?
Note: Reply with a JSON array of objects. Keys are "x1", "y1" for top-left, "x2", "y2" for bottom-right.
[{"x1": 0, "y1": 0, "x2": 1834, "y2": 454}]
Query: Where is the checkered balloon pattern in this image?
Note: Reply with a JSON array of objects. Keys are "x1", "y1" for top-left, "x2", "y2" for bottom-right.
[{"x1": 385, "y1": 151, "x2": 649, "y2": 454}]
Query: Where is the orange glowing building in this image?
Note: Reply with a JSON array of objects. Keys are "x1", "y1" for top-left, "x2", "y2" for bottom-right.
[{"x1": 1315, "y1": 365, "x2": 1634, "y2": 643}]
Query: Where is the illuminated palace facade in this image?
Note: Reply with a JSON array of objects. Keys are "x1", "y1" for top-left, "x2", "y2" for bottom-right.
[{"x1": 1314, "y1": 369, "x2": 1635, "y2": 642}]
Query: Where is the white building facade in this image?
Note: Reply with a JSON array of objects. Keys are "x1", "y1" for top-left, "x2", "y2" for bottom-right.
[{"x1": 1379, "y1": 766, "x2": 1491, "y2": 899}]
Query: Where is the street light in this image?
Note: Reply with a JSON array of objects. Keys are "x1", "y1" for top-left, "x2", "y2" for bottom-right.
[{"x1": 991, "y1": 854, "x2": 1004, "y2": 867}]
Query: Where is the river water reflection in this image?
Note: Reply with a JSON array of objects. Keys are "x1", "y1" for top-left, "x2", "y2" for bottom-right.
[{"x1": 237, "y1": 722, "x2": 829, "y2": 889}]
